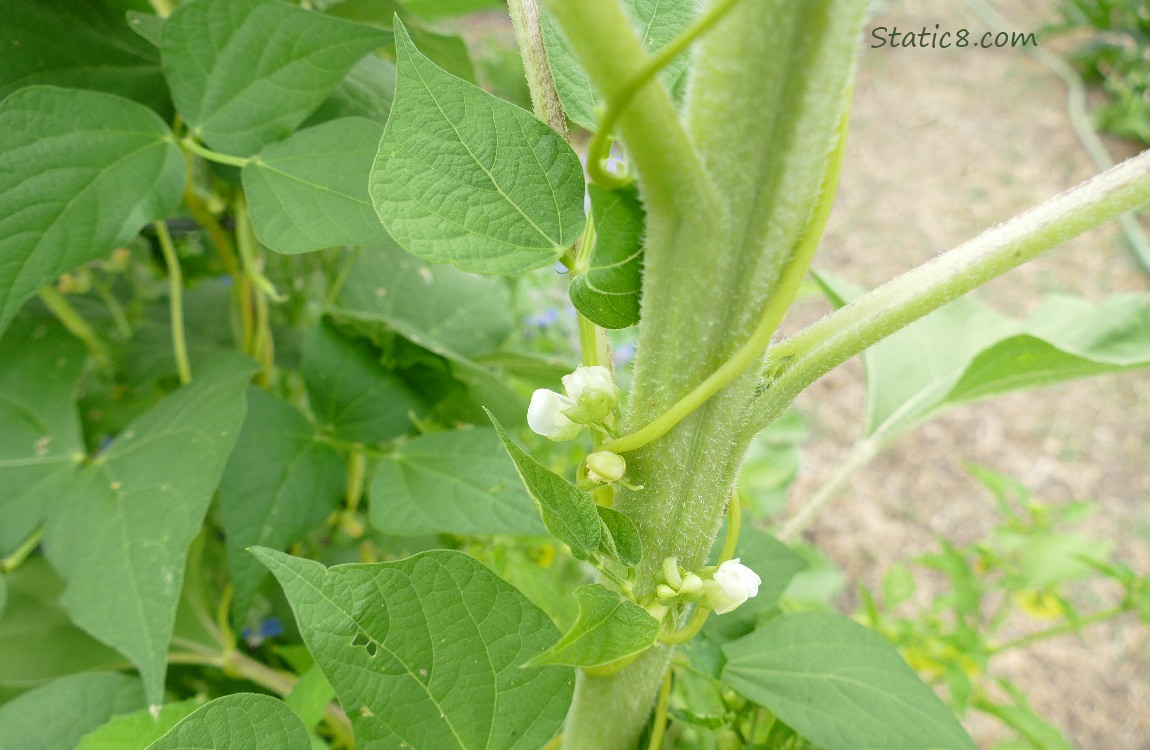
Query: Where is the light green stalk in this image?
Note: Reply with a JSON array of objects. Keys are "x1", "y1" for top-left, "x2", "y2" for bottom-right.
[{"x1": 544, "y1": 1, "x2": 866, "y2": 747}]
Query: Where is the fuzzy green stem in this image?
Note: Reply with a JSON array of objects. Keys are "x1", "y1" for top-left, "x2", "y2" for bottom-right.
[
  {"x1": 38, "y1": 286, "x2": 110, "y2": 367},
  {"x1": 154, "y1": 221, "x2": 192, "y2": 384},
  {"x1": 658, "y1": 605, "x2": 710, "y2": 645},
  {"x1": 507, "y1": 0, "x2": 568, "y2": 139},
  {"x1": 0, "y1": 529, "x2": 43, "y2": 573},
  {"x1": 585, "y1": 0, "x2": 743, "y2": 189},
  {"x1": 755, "y1": 149, "x2": 1150, "y2": 431},
  {"x1": 777, "y1": 436, "x2": 880, "y2": 542},
  {"x1": 646, "y1": 671, "x2": 673, "y2": 750},
  {"x1": 718, "y1": 492, "x2": 742, "y2": 564}
]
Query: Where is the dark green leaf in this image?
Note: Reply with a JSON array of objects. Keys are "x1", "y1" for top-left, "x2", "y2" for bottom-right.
[
  {"x1": 399, "y1": 0, "x2": 504, "y2": 21},
  {"x1": 254, "y1": 547, "x2": 572, "y2": 750},
  {"x1": 144, "y1": 694, "x2": 311, "y2": 750},
  {"x1": 126, "y1": 11, "x2": 165, "y2": 48},
  {"x1": 542, "y1": 0, "x2": 695, "y2": 130},
  {"x1": 0, "y1": 557, "x2": 126, "y2": 701},
  {"x1": 302, "y1": 320, "x2": 423, "y2": 444},
  {"x1": 0, "y1": 2, "x2": 169, "y2": 115},
  {"x1": 369, "y1": 428, "x2": 546, "y2": 536},
  {"x1": 245, "y1": 117, "x2": 393, "y2": 254},
  {"x1": 570, "y1": 185, "x2": 644, "y2": 329},
  {"x1": 218, "y1": 388, "x2": 346, "y2": 626},
  {"x1": 333, "y1": 245, "x2": 513, "y2": 361},
  {"x1": 370, "y1": 19, "x2": 585, "y2": 274},
  {"x1": 487, "y1": 413, "x2": 601, "y2": 557},
  {"x1": 305, "y1": 55, "x2": 396, "y2": 126},
  {"x1": 161, "y1": 0, "x2": 389, "y2": 155},
  {"x1": 722, "y1": 612, "x2": 976, "y2": 750},
  {"x1": 42, "y1": 354, "x2": 258, "y2": 704},
  {"x1": 0, "y1": 86, "x2": 184, "y2": 337},
  {"x1": 0, "y1": 321, "x2": 86, "y2": 556},
  {"x1": 526, "y1": 584, "x2": 658, "y2": 669},
  {"x1": 596, "y1": 506, "x2": 642, "y2": 566},
  {"x1": 0, "y1": 672, "x2": 144, "y2": 750}
]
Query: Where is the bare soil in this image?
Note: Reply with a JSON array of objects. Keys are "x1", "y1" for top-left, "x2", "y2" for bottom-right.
[{"x1": 786, "y1": 1, "x2": 1150, "y2": 747}]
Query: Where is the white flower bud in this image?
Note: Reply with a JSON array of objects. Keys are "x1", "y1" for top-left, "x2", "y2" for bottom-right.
[
  {"x1": 704, "y1": 558, "x2": 762, "y2": 614},
  {"x1": 656, "y1": 584, "x2": 679, "y2": 601},
  {"x1": 562, "y1": 365, "x2": 614, "y2": 402},
  {"x1": 527, "y1": 389, "x2": 582, "y2": 441},
  {"x1": 585, "y1": 451, "x2": 626, "y2": 484}
]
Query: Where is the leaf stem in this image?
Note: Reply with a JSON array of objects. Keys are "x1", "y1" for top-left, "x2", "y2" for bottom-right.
[
  {"x1": 585, "y1": 0, "x2": 744, "y2": 189},
  {"x1": 179, "y1": 137, "x2": 252, "y2": 168},
  {"x1": 757, "y1": 150, "x2": 1150, "y2": 428},
  {"x1": 234, "y1": 196, "x2": 276, "y2": 384},
  {"x1": 507, "y1": 0, "x2": 568, "y2": 138},
  {"x1": 658, "y1": 604, "x2": 710, "y2": 645},
  {"x1": 154, "y1": 220, "x2": 192, "y2": 384},
  {"x1": 988, "y1": 607, "x2": 1127, "y2": 654},
  {"x1": 645, "y1": 670, "x2": 673, "y2": 750},
  {"x1": 37, "y1": 286, "x2": 110, "y2": 368},
  {"x1": 0, "y1": 529, "x2": 43, "y2": 573},
  {"x1": 91, "y1": 277, "x2": 132, "y2": 340},
  {"x1": 777, "y1": 436, "x2": 880, "y2": 542},
  {"x1": 600, "y1": 115, "x2": 847, "y2": 456}
]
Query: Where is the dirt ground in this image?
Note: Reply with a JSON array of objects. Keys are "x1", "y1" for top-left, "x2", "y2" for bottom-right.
[{"x1": 786, "y1": 1, "x2": 1150, "y2": 747}]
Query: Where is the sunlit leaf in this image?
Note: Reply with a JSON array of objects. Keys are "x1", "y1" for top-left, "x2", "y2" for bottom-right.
[
  {"x1": 77, "y1": 699, "x2": 201, "y2": 750},
  {"x1": 0, "y1": 86, "x2": 184, "y2": 337},
  {"x1": 161, "y1": 0, "x2": 388, "y2": 155},
  {"x1": 144, "y1": 694, "x2": 311, "y2": 750},
  {"x1": 370, "y1": 19, "x2": 585, "y2": 274},
  {"x1": 570, "y1": 185, "x2": 644, "y2": 329},
  {"x1": 722, "y1": 613, "x2": 976, "y2": 750},
  {"x1": 254, "y1": 547, "x2": 572, "y2": 750},
  {"x1": 525, "y1": 584, "x2": 658, "y2": 669}
]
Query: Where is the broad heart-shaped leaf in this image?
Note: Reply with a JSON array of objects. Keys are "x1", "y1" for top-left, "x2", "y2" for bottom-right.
[
  {"x1": 253, "y1": 548, "x2": 573, "y2": 750},
  {"x1": 244, "y1": 117, "x2": 394, "y2": 254},
  {"x1": 704, "y1": 526, "x2": 807, "y2": 644},
  {"x1": 721, "y1": 612, "x2": 976, "y2": 750},
  {"x1": 370, "y1": 19, "x2": 585, "y2": 274},
  {"x1": 332, "y1": 244, "x2": 513, "y2": 361},
  {"x1": 144, "y1": 694, "x2": 311, "y2": 750},
  {"x1": 42, "y1": 354, "x2": 258, "y2": 705},
  {"x1": 525, "y1": 584, "x2": 659, "y2": 669},
  {"x1": 596, "y1": 506, "x2": 642, "y2": 566},
  {"x1": 0, "y1": 2, "x2": 169, "y2": 115},
  {"x1": 0, "y1": 86, "x2": 184, "y2": 338},
  {"x1": 0, "y1": 557, "x2": 126, "y2": 702},
  {"x1": 77, "y1": 698, "x2": 201, "y2": 750},
  {"x1": 369, "y1": 428, "x2": 546, "y2": 536},
  {"x1": 0, "y1": 320, "x2": 87, "y2": 556},
  {"x1": 161, "y1": 0, "x2": 389, "y2": 156},
  {"x1": 218, "y1": 388, "x2": 345, "y2": 627},
  {"x1": 570, "y1": 185, "x2": 645, "y2": 329},
  {"x1": 0, "y1": 672, "x2": 144, "y2": 750},
  {"x1": 302, "y1": 319, "x2": 424, "y2": 445},
  {"x1": 487, "y1": 413, "x2": 601, "y2": 558},
  {"x1": 542, "y1": 0, "x2": 696, "y2": 130},
  {"x1": 815, "y1": 274, "x2": 1150, "y2": 439}
]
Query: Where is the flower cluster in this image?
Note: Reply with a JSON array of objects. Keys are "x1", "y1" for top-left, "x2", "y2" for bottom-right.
[
  {"x1": 527, "y1": 365, "x2": 618, "y2": 441},
  {"x1": 656, "y1": 556, "x2": 761, "y2": 615}
]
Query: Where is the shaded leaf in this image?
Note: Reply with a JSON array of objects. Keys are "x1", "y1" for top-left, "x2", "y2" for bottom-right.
[
  {"x1": 0, "y1": 86, "x2": 184, "y2": 337},
  {"x1": 302, "y1": 320, "x2": 423, "y2": 444},
  {"x1": 244, "y1": 117, "x2": 391, "y2": 255},
  {"x1": 0, "y1": 321, "x2": 87, "y2": 556},
  {"x1": 370, "y1": 19, "x2": 585, "y2": 274},
  {"x1": 0, "y1": 672, "x2": 144, "y2": 750},
  {"x1": 42, "y1": 354, "x2": 257, "y2": 704},
  {"x1": 126, "y1": 11, "x2": 165, "y2": 48},
  {"x1": 369, "y1": 428, "x2": 546, "y2": 536},
  {"x1": 0, "y1": 1, "x2": 169, "y2": 115},
  {"x1": 144, "y1": 694, "x2": 311, "y2": 750},
  {"x1": 526, "y1": 584, "x2": 658, "y2": 669},
  {"x1": 305, "y1": 55, "x2": 396, "y2": 126},
  {"x1": 399, "y1": 0, "x2": 504, "y2": 21},
  {"x1": 722, "y1": 612, "x2": 976, "y2": 750},
  {"x1": 218, "y1": 388, "x2": 346, "y2": 627},
  {"x1": 254, "y1": 547, "x2": 572, "y2": 750},
  {"x1": 283, "y1": 665, "x2": 335, "y2": 730},
  {"x1": 161, "y1": 0, "x2": 388, "y2": 155},
  {"x1": 487, "y1": 413, "x2": 601, "y2": 557},
  {"x1": 570, "y1": 185, "x2": 644, "y2": 329}
]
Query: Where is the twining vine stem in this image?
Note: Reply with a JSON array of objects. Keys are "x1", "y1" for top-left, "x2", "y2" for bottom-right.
[{"x1": 153, "y1": 220, "x2": 192, "y2": 384}]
